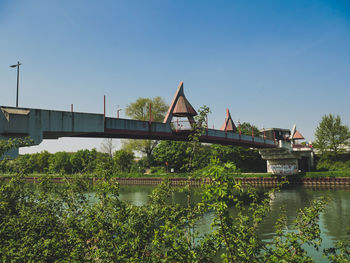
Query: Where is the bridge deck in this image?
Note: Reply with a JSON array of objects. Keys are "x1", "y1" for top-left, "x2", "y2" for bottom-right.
[{"x1": 0, "y1": 106, "x2": 276, "y2": 149}]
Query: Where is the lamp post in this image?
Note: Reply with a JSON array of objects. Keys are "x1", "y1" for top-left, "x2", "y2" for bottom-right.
[
  {"x1": 117, "y1": 105, "x2": 122, "y2": 118},
  {"x1": 10, "y1": 61, "x2": 22, "y2": 107}
]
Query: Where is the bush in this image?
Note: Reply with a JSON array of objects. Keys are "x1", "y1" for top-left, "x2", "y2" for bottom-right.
[
  {"x1": 149, "y1": 166, "x2": 166, "y2": 174},
  {"x1": 0, "y1": 162, "x2": 338, "y2": 262}
]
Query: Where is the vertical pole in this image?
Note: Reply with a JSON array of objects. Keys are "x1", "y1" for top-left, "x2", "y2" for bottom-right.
[
  {"x1": 71, "y1": 104, "x2": 73, "y2": 112},
  {"x1": 252, "y1": 126, "x2": 254, "y2": 142},
  {"x1": 274, "y1": 131, "x2": 276, "y2": 145},
  {"x1": 104, "y1": 95, "x2": 106, "y2": 123},
  {"x1": 263, "y1": 128, "x2": 266, "y2": 144},
  {"x1": 206, "y1": 115, "x2": 208, "y2": 135},
  {"x1": 238, "y1": 121, "x2": 241, "y2": 139},
  {"x1": 16, "y1": 61, "x2": 20, "y2": 107},
  {"x1": 149, "y1": 103, "x2": 152, "y2": 125}
]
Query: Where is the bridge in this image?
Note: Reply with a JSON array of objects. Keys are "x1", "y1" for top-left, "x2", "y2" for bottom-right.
[{"x1": 0, "y1": 82, "x2": 313, "y2": 175}]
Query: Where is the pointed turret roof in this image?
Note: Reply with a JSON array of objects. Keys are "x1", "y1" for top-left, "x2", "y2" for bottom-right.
[
  {"x1": 163, "y1": 82, "x2": 197, "y2": 124},
  {"x1": 292, "y1": 130, "x2": 304, "y2": 140},
  {"x1": 220, "y1": 108, "x2": 237, "y2": 132},
  {"x1": 172, "y1": 95, "x2": 197, "y2": 117}
]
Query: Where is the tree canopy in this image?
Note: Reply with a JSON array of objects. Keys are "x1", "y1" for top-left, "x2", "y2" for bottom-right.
[
  {"x1": 153, "y1": 141, "x2": 266, "y2": 173},
  {"x1": 239, "y1": 122, "x2": 261, "y2": 136},
  {"x1": 125, "y1": 96, "x2": 168, "y2": 122},
  {"x1": 123, "y1": 96, "x2": 169, "y2": 166},
  {"x1": 314, "y1": 114, "x2": 350, "y2": 155},
  {"x1": 113, "y1": 149, "x2": 134, "y2": 172}
]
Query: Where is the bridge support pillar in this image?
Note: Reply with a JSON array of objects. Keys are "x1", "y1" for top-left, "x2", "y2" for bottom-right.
[{"x1": 259, "y1": 148, "x2": 299, "y2": 176}]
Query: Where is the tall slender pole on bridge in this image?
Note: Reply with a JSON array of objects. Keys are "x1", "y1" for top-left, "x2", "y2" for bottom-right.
[
  {"x1": 10, "y1": 61, "x2": 22, "y2": 108},
  {"x1": 117, "y1": 105, "x2": 122, "y2": 118},
  {"x1": 104, "y1": 95, "x2": 106, "y2": 122}
]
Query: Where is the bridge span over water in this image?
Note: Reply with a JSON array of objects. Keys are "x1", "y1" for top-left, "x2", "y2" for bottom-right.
[
  {"x1": 0, "y1": 82, "x2": 276, "y2": 151},
  {"x1": 0, "y1": 105, "x2": 275, "y2": 149},
  {"x1": 2, "y1": 82, "x2": 314, "y2": 175}
]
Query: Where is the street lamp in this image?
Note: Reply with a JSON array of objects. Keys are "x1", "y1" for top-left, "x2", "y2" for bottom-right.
[
  {"x1": 117, "y1": 105, "x2": 122, "y2": 118},
  {"x1": 10, "y1": 61, "x2": 22, "y2": 108}
]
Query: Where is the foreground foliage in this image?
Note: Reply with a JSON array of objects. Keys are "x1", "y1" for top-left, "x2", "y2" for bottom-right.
[
  {"x1": 1, "y1": 159, "x2": 348, "y2": 262},
  {"x1": 1, "y1": 109, "x2": 350, "y2": 262}
]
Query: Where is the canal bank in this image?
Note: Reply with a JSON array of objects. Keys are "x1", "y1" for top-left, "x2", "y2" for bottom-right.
[{"x1": 4, "y1": 175, "x2": 350, "y2": 186}]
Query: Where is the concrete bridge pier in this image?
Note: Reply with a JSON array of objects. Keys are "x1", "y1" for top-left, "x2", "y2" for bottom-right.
[
  {"x1": 259, "y1": 145, "x2": 314, "y2": 176},
  {"x1": 259, "y1": 148, "x2": 298, "y2": 176},
  {"x1": 0, "y1": 107, "x2": 44, "y2": 159}
]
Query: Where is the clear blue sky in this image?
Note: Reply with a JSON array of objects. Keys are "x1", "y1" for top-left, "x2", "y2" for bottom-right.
[{"x1": 1, "y1": 0, "x2": 349, "y2": 153}]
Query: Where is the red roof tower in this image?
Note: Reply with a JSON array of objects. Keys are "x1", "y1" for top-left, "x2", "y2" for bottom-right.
[{"x1": 220, "y1": 108, "x2": 237, "y2": 132}]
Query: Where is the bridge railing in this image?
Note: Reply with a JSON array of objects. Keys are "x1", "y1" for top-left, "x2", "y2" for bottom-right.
[
  {"x1": 105, "y1": 118, "x2": 171, "y2": 133},
  {"x1": 171, "y1": 120, "x2": 192, "y2": 132}
]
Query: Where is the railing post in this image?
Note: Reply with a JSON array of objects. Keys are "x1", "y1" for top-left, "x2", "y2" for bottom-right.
[
  {"x1": 238, "y1": 120, "x2": 241, "y2": 140},
  {"x1": 149, "y1": 103, "x2": 152, "y2": 126},
  {"x1": 104, "y1": 95, "x2": 106, "y2": 128},
  {"x1": 206, "y1": 115, "x2": 208, "y2": 136}
]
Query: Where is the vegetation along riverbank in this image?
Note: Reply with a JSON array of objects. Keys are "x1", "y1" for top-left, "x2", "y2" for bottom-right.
[{"x1": 1, "y1": 109, "x2": 350, "y2": 261}]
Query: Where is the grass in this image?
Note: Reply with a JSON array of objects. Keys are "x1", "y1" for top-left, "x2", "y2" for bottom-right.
[{"x1": 303, "y1": 171, "x2": 350, "y2": 178}]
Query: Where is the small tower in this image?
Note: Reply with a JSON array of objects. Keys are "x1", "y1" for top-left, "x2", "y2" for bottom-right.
[
  {"x1": 220, "y1": 108, "x2": 237, "y2": 132},
  {"x1": 163, "y1": 82, "x2": 197, "y2": 127},
  {"x1": 290, "y1": 124, "x2": 305, "y2": 144}
]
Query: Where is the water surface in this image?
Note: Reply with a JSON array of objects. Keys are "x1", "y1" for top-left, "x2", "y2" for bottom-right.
[{"x1": 117, "y1": 185, "x2": 350, "y2": 262}]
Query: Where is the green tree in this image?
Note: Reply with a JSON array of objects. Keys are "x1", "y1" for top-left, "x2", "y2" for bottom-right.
[
  {"x1": 70, "y1": 149, "x2": 98, "y2": 173},
  {"x1": 210, "y1": 144, "x2": 266, "y2": 172},
  {"x1": 49, "y1": 152, "x2": 73, "y2": 174},
  {"x1": 240, "y1": 122, "x2": 261, "y2": 136},
  {"x1": 153, "y1": 141, "x2": 189, "y2": 172},
  {"x1": 125, "y1": 96, "x2": 168, "y2": 122},
  {"x1": 14, "y1": 154, "x2": 33, "y2": 174},
  {"x1": 186, "y1": 105, "x2": 211, "y2": 171},
  {"x1": 113, "y1": 149, "x2": 134, "y2": 172},
  {"x1": 36, "y1": 151, "x2": 51, "y2": 173},
  {"x1": 314, "y1": 114, "x2": 350, "y2": 155},
  {"x1": 123, "y1": 96, "x2": 168, "y2": 167}
]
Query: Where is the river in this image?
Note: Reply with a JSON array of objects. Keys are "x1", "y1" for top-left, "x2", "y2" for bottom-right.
[{"x1": 117, "y1": 185, "x2": 350, "y2": 262}]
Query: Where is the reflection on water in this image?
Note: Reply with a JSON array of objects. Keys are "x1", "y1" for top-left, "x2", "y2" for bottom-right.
[
  {"x1": 118, "y1": 185, "x2": 204, "y2": 206},
  {"x1": 118, "y1": 185, "x2": 350, "y2": 262}
]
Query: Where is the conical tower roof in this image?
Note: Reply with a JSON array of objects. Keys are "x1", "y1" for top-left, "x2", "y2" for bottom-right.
[
  {"x1": 292, "y1": 130, "x2": 304, "y2": 140},
  {"x1": 220, "y1": 109, "x2": 237, "y2": 132},
  {"x1": 163, "y1": 82, "x2": 197, "y2": 124},
  {"x1": 172, "y1": 95, "x2": 197, "y2": 117}
]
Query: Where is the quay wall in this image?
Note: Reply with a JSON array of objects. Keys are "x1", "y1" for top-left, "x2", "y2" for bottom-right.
[{"x1": 4, "y1": 176, "x2": 350, "y2": 186}]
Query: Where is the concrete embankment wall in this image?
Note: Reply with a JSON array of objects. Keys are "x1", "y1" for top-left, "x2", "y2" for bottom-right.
[
  {"x1": 5, "y1": 176, "x2": 350, "y2": 187},
  {"x1": 115, "y1": 177, "x2": 350, "y2": 186}
]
